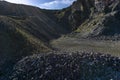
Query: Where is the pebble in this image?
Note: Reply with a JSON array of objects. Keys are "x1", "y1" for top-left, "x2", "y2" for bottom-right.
[{"x1": 10, "y1": 52, "x2": 120, "y2": 80}]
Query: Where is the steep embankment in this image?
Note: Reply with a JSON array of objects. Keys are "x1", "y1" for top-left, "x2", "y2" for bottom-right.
[
  {"x1": 0, "y1": 1, "x2": 69, "y2": 41},
  {"x1": 75, "y1": 0, "x2": 120, "y2": 37},
  {"x1": 0, "y1": 16, "x2": 51, "y2": 78},
  {"x1": 55, "y1": 0, "x2": 94, "y2": 30},
  {"x1": 55, "y1": 0, "x2": 120, "y2": 38},
  {"x1": 0, "y1": 1, "x2": 71, "y2": 59},
  {"x1": 0, "y1": 1, "x2": 69, "y2": 77}
]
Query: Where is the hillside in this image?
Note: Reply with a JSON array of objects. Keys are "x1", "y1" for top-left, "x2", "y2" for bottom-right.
[
  {"x1": 0, "y1": 0, "x2": 120, "y2": 80},
  {"x1": 51, "y1": 0, "x2": 120, "y2": 56},
  {"x1": 55, "y1": 0, "x2": 94, "y2": 30},
  {"x1": 0, "y1": 1, "x2": 69, "y2": 78},
  {"x1": 55, "y1": 0, "x2": 120, "y2": 38},
  {"x1": 0, "y1": 1, "x2": 70, "y2": 41},
  {"x1": 75, "y1": 0, "x2": 120, "y2": 37}
]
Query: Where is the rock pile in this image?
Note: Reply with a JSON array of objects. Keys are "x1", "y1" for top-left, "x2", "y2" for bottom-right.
[{"x1": 10, "y1": 52, "x2": 120, "y2": 80}]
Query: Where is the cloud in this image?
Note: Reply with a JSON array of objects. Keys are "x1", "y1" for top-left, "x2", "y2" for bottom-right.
[
  {"x1": 39, "y1": 0, "x2": 76, "y2": 9},
  {"x1": 5, "y1": 0, "x2": 31, "y2": 5},
  {"x1": 5, "y1": 0, "x2": 76, "y2": 9}
]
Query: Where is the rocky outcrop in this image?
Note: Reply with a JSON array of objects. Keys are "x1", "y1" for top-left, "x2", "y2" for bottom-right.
[
  {"x1": 10, "y1": 52, "x2": 120, "y2": 80},
  {"x1": 76, "y1": 11, "x2": 120, "y2": 37},
  {"x1": 55, "y1": 0, "x2": 94, "y2": 30},
  {"x1": 55, "y1": 0, "x2": 120, "y2": 33},
  {"x1": 75, "y1": 0, "x2": 120, "y2": 37}
]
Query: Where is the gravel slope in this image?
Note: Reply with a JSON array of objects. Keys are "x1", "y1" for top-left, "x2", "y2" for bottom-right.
[{"x1": 10, "y1": 52, "x2": 120, "y2": 80}]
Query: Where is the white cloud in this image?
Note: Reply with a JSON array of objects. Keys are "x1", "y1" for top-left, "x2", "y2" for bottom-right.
[
  {"x1": 5, "y1": 0, "x2": 30, "y2": 5},
  {"x1": 5, "y1": 0, "x2": 76, "y2": 9},
  {"x1": 39, "y1": 0, "x2": 76, "y2": 9}
]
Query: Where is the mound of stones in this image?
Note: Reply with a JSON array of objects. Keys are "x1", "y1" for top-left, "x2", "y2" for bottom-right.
[{"x1": 10, "y1": 52, "x2": 120, "y2": 80}]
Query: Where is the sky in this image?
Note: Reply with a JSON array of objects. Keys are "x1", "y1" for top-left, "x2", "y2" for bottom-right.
[{"x1": 5, "y1": 0, "x2": 76, "y2": 9}]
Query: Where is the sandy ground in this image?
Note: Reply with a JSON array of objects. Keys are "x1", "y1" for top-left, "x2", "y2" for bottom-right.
[{"x1": 51, "y1": 37, "x2": 120, "y2": 57}]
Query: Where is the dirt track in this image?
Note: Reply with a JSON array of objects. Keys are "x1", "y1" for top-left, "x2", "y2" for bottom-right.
[{"x1": 51, "y1": 37, "x2": 120, "y2": 57}]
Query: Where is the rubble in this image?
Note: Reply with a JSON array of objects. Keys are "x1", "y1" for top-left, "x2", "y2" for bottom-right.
[{"x1": 10, "y1": 52, "x2": 120, "y2": 80}]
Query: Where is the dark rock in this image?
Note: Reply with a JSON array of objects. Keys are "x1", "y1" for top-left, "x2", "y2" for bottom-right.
[{"x1": 10, "y1": 52, "x2": 120, "y2": 80}]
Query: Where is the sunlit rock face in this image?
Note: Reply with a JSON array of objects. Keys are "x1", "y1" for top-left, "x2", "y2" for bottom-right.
[
  {"x1": 55, "y1": 0, "x2": 95, "y2": 30},
  {"x1": 71, "y1": 0, "x2": 120, "y2": 15},
  {"x1": 71, "y1": 0, "x2": 120, "y2": 37},
  {"x1": 94, "y1": 0, "x2": 105, "y2": 12},
  {"x1": 94, "y1": 0, "x2": 120, "y2": 12},
  {"x1": 55, "y1": 0, "x2": 120, "y2": 31}
]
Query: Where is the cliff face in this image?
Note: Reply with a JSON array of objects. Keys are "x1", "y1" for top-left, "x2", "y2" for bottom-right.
[
  {"x1": 70, "y1": 0, "x2": 120, "y2": 37},
  {"x1": 55, "y1": 0, "x2": 120, "y2": 37},
  {"x1": 55, "y1": 0, "x2": 94, "y2": 30},
  {"x1": 69, "y1": 0, "x2": 94, "y2": 29}
]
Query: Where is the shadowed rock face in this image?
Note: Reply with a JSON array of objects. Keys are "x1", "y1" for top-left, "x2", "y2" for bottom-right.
[
  {"x1": 0, "y1": 1, "x2": 68, "y2": 78},
  {"x1": 55, "y1": 0, "x2": 120, "y2": 34},
  {"x1": 74, "y1": 0, "x2": 120, "y2": 37},
  {"x1": 10, "y1": 52, "x2": 120, "y2": 80},
  {"x1": 55, "y1": 0, "x2": 95, "y2": 30}
]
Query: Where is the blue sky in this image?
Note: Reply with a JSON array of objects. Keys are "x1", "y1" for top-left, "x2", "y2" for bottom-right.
[{"x1": 5, "y1": 0, "x2": 76, "y2": 9}]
